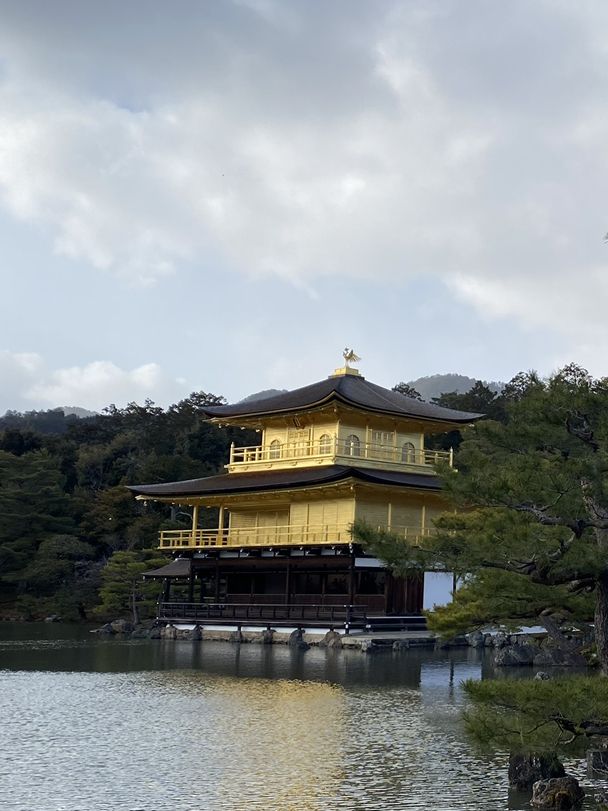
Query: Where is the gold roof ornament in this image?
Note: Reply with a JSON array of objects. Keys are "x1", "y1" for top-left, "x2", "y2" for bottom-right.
[{"x1": 343, "y1": 348, "x2": 361, "y2": 367}]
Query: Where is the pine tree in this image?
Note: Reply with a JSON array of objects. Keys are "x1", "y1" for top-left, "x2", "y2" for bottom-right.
[
  {"x1": 97, "y1": 550, "x2": 168, "y2": 623},
  {"x1": 355, "y1": 365, "x2": 608, "y2": 673},
  {"x1": 0, "y1": 450, "x2": 77, "y2": 598}
]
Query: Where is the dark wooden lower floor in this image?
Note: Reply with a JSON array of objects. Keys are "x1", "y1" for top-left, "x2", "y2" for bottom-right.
[{"x1": 148, "y1": 547, "x2": 425, "y2": 618}]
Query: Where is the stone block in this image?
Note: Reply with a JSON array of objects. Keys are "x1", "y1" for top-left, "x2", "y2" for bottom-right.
[
  {"x1": 531, "y1": 776, "x2": 584, "y2": 809},
  {"x1": 319, "y1": 630, "x2": 342, "y2": 649},
  {"x1": 495, "y1": 644, "x2": 538, "y2": 666},
  {"x1": 508, "y1": 753, "x2": 565, "y2": 790}
]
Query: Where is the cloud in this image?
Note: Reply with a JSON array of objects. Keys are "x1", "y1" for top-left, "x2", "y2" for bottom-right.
[
  {"x1": 0, "y1": 1, "x2": 607, "y2": 350},
  {"x1": 0, "y1": 352, "x2": 188, "y2": 413},
  {"x1": 0, "y1": 350, "x2": 44, "y2": 411}
]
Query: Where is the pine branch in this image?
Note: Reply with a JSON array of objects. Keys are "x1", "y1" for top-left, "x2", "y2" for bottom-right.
[
  {"x1": 512, "y1": 504, "x2": 589, "y2": 536},
  {"x1": 565, "y1": 411, "x2": 599, "y2": 452}
]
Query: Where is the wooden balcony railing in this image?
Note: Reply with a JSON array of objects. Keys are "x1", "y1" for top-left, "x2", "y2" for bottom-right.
[
  {"x1": 157, "y1": 601, "x2": 368, "y2": 631},
  {"x1": 228, "y1": 438, "x2": 452, "y2": 469},
  {"x1": 159, "y1": 523, "x2": 435, "y2": 550}
]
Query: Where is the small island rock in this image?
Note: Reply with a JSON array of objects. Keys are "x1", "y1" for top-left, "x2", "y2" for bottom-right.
[
  {"x1": 508, "y1": 753, "x2": 564, "y2": 791},
  {"x1": 531, "y1": 776, "x2": 584, "y2": 809},
  {"x1": 494, "y1": 644, "x2": 538, "y2": 666}
]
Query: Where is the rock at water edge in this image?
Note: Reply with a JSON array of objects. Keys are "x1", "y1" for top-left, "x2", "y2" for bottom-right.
[
  {"x1": 111, "y1": 619, "x2": 134, "y2": 635},
  {"x1": 531, "y1": 776, "x2": 584, "y2": 809},
  {"x1": 508, "y1": 753, "x2": 565, "y2": 791},
  {"x1": 319, "y1": 630, "x2": 342, "y2": 649},
  {"x1": 494, "y1": 644, "x2": 538, "y2": 666}
]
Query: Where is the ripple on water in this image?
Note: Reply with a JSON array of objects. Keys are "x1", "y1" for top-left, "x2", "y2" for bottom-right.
[{"x1": 0, "y1": 633, "x2": 606, "y2": 811}]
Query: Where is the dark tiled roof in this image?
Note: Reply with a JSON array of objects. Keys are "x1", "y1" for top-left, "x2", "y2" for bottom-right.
[
  {"x1": 128, "y1": 465, "x2": 442, "y2": 498},
  {"x1": 143, "y1": 558, "x2": 191, "y2": 578},
  {"x1": 201, "y1": 373, "x2": 482, "y2": 424}
]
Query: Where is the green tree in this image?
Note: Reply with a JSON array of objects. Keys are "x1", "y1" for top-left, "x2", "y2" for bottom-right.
[
  {"x1": 392, "y1": 382, "x2": 424, "y2": 400},
  {"x1": 431, "y1": 380, "x2": 505, "y2": 421},
  {"x1": 428, "y1": 570, "x2": 593, "y2": 639},
  {"x1": 463, "y1": 677, "x2": 608, "y2": 756},
  {"x1": 355, "y1": 364, "x2": 608, "y2": 673},
  {"x1": 0, "y1": 450, "x2": 77, "y2": 600},
  {"x1": 425, "y1": 381, "x2": 506, "y2": 452},
  {"x1": 97, "y1": 550, "x2": 168, "y2": 623}
]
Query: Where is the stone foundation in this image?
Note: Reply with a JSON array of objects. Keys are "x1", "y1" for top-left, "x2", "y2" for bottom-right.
[{"x1": 94, "y1": 621, "x2": 435, "y2": 651}]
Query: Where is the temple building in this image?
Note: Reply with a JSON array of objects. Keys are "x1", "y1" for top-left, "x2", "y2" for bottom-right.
[{"x1": 129, "y1": 361, "x2": 481, "y2": 632}]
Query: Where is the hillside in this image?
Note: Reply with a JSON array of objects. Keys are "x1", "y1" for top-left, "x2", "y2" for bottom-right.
[{"x1": 407, "y1": 374, "x2": 504, "y2": 401}]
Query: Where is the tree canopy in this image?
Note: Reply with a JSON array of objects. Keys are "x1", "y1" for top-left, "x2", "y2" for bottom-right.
[
  {"x1": 357, "y1": 364, "x2": 608, "y2": 672},
  {"x1": 0, "y1": 392, "x2": 257, "y2": 620},
  {"x1": 463, "y1": 677, "x2": 608, "y2": 756}
]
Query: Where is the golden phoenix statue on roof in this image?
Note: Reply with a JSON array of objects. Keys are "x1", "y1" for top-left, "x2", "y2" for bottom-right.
[{"x1": 343, "y1": 348, "x2": 362, "y2": 367}]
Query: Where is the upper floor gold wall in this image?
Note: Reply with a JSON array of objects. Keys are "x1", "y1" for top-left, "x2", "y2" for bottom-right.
[{"x1": 227, "y1": 406, "x2": 452, "y2": 475}]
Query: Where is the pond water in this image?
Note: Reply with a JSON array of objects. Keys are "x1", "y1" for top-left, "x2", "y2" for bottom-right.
[{"x1": 0, "y1": 624, "x2": 604, "y2": 811}]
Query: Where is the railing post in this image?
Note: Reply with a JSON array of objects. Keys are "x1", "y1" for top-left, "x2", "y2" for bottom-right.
[
  {"x1": 449, "y1": 446, "x2": 454, "y2": 467},
  {"x1": 230, "y1": 441, "x2": 235, "y2": 464}
]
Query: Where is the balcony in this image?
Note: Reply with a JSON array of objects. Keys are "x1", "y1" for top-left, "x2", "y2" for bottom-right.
[
  {"x1": 228, "y1": 437, "x2": 453, "y2": 472},
  {"x1": 159, "y1": 523, "x2": 435, "y2": 550},
  {"x1": 157, "y1": 602, "x2": 368, "y2": 631}
]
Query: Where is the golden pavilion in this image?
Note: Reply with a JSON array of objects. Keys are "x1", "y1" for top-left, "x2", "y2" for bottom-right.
[{"x1": 129, "y1": 360, "x2": 481, "y2": 632}]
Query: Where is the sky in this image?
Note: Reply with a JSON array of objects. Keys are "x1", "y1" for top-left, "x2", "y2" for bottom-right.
[{"x1": 1, "y1": 0, "x2": 608, "y2": 412}]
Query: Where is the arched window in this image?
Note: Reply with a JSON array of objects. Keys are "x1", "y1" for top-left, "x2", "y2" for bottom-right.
[
  {"x1": 401, "y1": 441, "x2": 416, "y2": 463},
  {"x1": 269, "y1": 439, "x2": 281, "y2": 459},
  {"x1": 318, "y1": 434, "x2": 332, "y2": 454},
  {"x1": 345, "y1": 434, "x2": 361, "y2": 457}
]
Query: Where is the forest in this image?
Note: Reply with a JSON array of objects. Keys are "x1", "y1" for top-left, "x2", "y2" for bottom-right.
[{"x1": 0, "y1": 379, "x2": 502, "y2": 621}]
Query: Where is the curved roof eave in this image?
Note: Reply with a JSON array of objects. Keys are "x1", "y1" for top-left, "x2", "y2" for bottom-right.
[
  {"x1": 126, "y1": 464, "x2": 443, "y2": 499},
  {"x1": 201, "y1": 377, "x2": 483, "y2": 425}
]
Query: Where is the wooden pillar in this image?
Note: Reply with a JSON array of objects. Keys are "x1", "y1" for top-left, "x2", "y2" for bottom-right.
[
  {"x1": 162, "y1": 578, "x2": 171, "y2": 601},
  {"x1": 285, "y1": 561, "x2": 291, "y2": 606},
  {"x1": 192, "y1": 504, "x2": 199, "y2": 544},
  {"x1": 348, "y1": 553, "x2": 355, "y2": 605},
  {"x1": 199, "y1": 573, "x2": 205, "y2": 603},
  {"x1": 218, "y1": 504, "x2": 225, "y2": 543},
  {"x1": 188, "y1": 566, "x2": 195, "y2": 603},
  {"x1": 214, "y1": 560, "x2": 220, "y2": 602}
]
